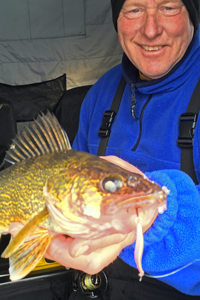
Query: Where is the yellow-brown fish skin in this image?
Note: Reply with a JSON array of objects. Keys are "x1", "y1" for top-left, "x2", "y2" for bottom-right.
[
  {"x1": 0, "y1": 112, "x2": 167, "y2": 281},
  {"x1": 0, "y1": 149, "x2": 165, "y2": 234},
  {"x1": 44, "y1": 151, "x2": 167, "y2": 239},
  {"x1": 0, "y1": 151, "x2": 65, "y2": 233}
]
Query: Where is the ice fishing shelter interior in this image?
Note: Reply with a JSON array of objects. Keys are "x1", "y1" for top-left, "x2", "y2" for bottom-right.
[{"x1": 0, "y1": 1, "x2": 123, "y2": 299}]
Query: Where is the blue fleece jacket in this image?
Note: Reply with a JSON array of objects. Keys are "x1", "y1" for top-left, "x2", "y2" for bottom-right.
[{"x1": 73, "y1": 26, "x2": 200, "y2": 295}]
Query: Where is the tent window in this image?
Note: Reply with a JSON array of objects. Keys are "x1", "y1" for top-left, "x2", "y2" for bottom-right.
[{"x1": 0, "y1": 0, "x2": 85, "y2": 41}]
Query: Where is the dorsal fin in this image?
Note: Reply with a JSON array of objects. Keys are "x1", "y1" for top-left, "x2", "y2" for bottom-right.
[{"x1": 5, "y1": 111, "x2": 71, "y2": 165}]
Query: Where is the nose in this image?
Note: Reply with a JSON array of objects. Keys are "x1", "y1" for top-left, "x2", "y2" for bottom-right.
[{"x1": 141, "y1": 10, "x2": 163, "y2": 39}]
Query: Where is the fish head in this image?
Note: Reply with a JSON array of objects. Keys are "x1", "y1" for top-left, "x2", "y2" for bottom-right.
[
  {"x1": 99, "y1": 171, "x2": 168, "y2": 233},
  {"x1": 44, "y1": 159, "x2": 168, "y2": 238}
]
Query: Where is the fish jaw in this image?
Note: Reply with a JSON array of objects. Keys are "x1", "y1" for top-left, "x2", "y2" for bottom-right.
[
  {"x1": 44, "y1": 165, "x2": 168, "y2": 239},
  {"x1": 101, "y1": 190, "x2": 167, "y2": 214},
  {"x1": 44, "y1": 176, "x2": 168, "y2": 279},
  {"x1": 100, "y1": 183, "x2": 167, "y2": 233},
  {"x1": 44, "y1": 182, "x2": 167, "y2": 238}
]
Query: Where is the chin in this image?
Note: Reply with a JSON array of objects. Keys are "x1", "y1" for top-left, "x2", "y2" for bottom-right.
[
  {"x1": 141, "y1": 70, "x2": 169, "y2": 80},
  {"x1": 139, "y1": 63, "x2": 174, "y2": 80}
]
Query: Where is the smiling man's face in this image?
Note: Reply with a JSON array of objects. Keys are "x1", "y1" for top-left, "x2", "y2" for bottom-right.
[{"x1": 117, "y1": 0, "x2": 194, "y2": 79}]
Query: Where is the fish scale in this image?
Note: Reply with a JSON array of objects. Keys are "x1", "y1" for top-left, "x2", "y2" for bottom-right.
[
  {"x1": 0, "y1": 153, "x2": 72, "y2": 230},
  {"x1": 0, "y1": 111, "x2": 167, "y2": 281}
]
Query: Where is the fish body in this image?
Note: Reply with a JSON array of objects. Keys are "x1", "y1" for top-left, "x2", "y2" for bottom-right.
[
  {"x1": 0, "y1": 112, "x2": 167, "y2": 281},
  {"x1": 0, "y1": 150, "x2": 164, "y2": 237}
]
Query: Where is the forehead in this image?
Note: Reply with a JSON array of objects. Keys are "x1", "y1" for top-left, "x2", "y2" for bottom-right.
[{"x1": 123, "y1": 0, "x2": 183, "y2": 5}]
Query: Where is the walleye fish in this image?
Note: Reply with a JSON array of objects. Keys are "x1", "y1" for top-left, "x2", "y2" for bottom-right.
[{"x1": 0, "y1": 112, "x2": 167, "y2": 281}]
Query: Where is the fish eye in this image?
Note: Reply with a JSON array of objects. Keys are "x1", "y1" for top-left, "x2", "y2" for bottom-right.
[{"x1": 101, "y1": 175, "x2": 123, "y2": 193}]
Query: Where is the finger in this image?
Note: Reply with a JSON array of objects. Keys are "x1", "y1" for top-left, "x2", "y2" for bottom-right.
[
  {"x1": 45, "y1": 234, "x2": 92, "y2": 270},
  {"x1": 45, "y1": 231, "x2": 135, "y2": 274},
  {"x1": 84, "y1": 231, "x2": 136, "y2": 274},
  {"x1": 100, "y1": 156, "x2": 144, "y2": 175},
  {"x1": 69, "y1": 232, "x2": 136, "y2": 257}
]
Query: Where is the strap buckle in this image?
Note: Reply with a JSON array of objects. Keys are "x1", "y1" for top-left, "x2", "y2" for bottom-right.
[
  {"x1": 98, "y1": 110, "x2": 116, "y2": 137},
  {"x1": 177, "y1": 112, "x2": 198, "y2": 148}
]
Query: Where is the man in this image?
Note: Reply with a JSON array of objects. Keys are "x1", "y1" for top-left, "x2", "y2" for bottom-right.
[{"x1": 45, "y1": 1, "x2": 200, "y2": 298}]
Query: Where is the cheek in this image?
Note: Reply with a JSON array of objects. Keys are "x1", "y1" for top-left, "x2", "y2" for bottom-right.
[
  {"x1": 118, "y1": 18, "x2": 139, "y2": 38},
  {"x1": 164, "y1": 15, "x2": 193, "y2": 41}
]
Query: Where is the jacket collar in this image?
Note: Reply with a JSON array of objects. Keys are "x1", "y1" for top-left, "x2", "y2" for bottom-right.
[{"x1": 122, "y1": 27, "x2": 199, "y2": 93}]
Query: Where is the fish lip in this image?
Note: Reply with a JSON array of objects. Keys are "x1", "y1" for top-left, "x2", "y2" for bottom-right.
[{"x1": 101, "y1": 191, "x2": 167, "y2": 214}]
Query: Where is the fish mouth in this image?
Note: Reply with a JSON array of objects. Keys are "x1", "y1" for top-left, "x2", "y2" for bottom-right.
[
  {"x1": 101, "y1": 190, "x2": 167, "y2": 215},
  {"x1": 44, "y1": 183, "x2": 168, "y2": 239}
]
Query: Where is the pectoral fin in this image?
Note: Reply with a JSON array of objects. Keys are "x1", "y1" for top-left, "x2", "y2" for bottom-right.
[
  {"x1": 1, "y1": 207, "x2": 53, "y2": 281},
  {"x1": 9, "y1": 228, "x2": 55, "y2": 281},
  {"x1": 2, "y1": 208, "x2": 49, "y2": 258}
]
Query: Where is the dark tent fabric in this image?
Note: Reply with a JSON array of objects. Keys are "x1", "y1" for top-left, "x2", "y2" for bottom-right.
[
  {"x1": 0, "y1": 270, "x2": 73, "y2": 300},
  {"x1": 0, "y1": 74, "x2": 66, "y2": 122},
  {"x1": 0, "y1": 83, "x2": 92, "y2": 300},
  {"x1": 0, "y1": 99, "x2": 17, "y2": 169},
  {"x1": 53, "y1": 85, "x2": 92, "y2": 145}
]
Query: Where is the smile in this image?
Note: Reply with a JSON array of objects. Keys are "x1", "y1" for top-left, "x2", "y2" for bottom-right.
[{"x1": 141, "y1": 45, "x2": 163, "y2": 51}]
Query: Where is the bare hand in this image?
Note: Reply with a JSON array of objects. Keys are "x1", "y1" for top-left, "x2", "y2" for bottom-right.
[
  {"x1": 45, "y1": 156, "x2": 144, "y2": 273},
  {"x1": 9, "y1": 221, "x2": 135, "y2": 274},
  {"x1": 9, "y1": 156, "x2": 144, "y2": 274},
  {"x1": 45, "y1": 231, "x2": 135, "y2": 274}
]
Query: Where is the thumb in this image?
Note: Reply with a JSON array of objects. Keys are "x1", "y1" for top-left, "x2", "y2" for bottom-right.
[{"x1": 69, "y1": 231, "x2": 136, "y2": 257}]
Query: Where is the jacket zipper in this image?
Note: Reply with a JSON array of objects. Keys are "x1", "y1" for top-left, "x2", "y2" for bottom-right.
[
  {"x1": 132, "y1": 94, "x2": 153, "y2": 151},
  {"x1": 130, "y1": 83, "x2": 138, "y2": 118}
]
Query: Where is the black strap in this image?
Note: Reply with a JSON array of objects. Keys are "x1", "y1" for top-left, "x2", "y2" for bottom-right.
[
  {"x1": 97, "y1": 75, "x2": 200, "y2": 184},
  {"x1": 178, "y1": 78, "x2": 200, "y2": 184},
  {"x1": 97, "y1": 76, "x2": 126, "y2": 156}
]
